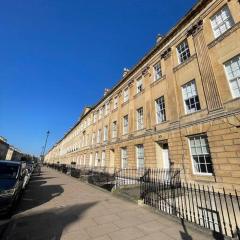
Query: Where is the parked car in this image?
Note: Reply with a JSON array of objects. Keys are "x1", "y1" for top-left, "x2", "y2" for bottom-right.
[{"x1": 0, "y1": 160, "x2": 25, "y2": 214}]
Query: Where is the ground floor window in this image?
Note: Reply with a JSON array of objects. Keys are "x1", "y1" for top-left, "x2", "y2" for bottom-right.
[
  {"x1": 136, "y1": 144, "x2": 144, "y2": 169},
  {"x1": 121, "y1": 147, "x2": 128, "y2": 169},
  {"x1": 101, "y1": 151, "x2": 106, "y2": 167},
  {"x1": 189, "y1": 134, "x2": 213, "y2": 174}
]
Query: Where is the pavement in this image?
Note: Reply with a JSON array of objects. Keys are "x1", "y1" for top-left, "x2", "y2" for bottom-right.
[{"x1": 0, "y1": 167, "x2": 215, "y2": 240}]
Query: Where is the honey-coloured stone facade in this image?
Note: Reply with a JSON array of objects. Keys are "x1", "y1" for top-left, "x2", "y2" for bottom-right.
[{"x1": 45, "y1": 0, "x2": 240, "y2": 191}]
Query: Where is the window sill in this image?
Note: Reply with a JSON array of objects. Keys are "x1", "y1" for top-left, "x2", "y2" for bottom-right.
[
  {"x1": 154, "y1": 120, "x2": 168, "y2": 127},
  {"x1": 193, "y1": 172, "x2": 213, "y2": 177},
  {"x1": 208, "y1": 21, "x2": 240, "y2": 49},
  {"x1": 133, "y1": 89, "x2": 145, "y2": 99},
  {"x1": 173, "y1": 53, "x2": 197, "y2": 73},
  {"x1": 121, "y1": 100, "x2": 129, "y2": 107},
  {"x1": 112, "y1": 108, "x2": 118, "y2": 113},
  {"x1": 224, "y1": 96, "x2": 240, "y2": 105},
  {"x1": 180, "y1": 109, "x2": 203, "y2": 119},
  {"x1": 150, "y1": 75, "x2": 166, "y2": 88}
]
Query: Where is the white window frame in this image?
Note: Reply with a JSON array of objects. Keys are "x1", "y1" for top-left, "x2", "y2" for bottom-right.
[
  {"x1": 103, "y1": 125, "x2": 108, "y2": 141},
  {"x1": 136, "y1": 77, "x2": 143, "y2": 94},
  {"x1": 123, "y1": 115, "x2": 129, "y2": 134},
  {"x1": 89, "y1": 153, "x2": 93, "y2": 166},
  {"x1": 182, "y1": 80, "x2": 201, "y2": 114},
  {"x1": 121, "y1": 147, "x2": 128, "y2": 169},
  {"x1": 136, "y1": 145, "x2": 144, "y2": 169},
  {"x1": 177, "y1": 40, "x2": 191, "y2": 64},
  {"x1": 101, "y1": 151, "x2": 106, "y2": 167},
  {"x1": 112, "y1": 121, "x2": 117, "y2": 138},
  {"x1": 95, "y1": 152, "x2": 98, "y2": 166},
  {"x1": 105, "y1": 102, "x2": 110, "y2": 115},
  {"x1": 99, "y1": 108, "x2": 103, "y2": 120},
  {"x1": 155, "y1": 96, "x2": 166, "y2": 124},
  {"x1": 113, "y1": 96, "x2": 118, "y2": 109},
  {"x1": 210, "y1": 5, "x2": 234, "y2": 39},
  {"x1": 92, "y1": 133, "x2": 95, "y2": 145},
  {"x1": 153, "y1": 62, "x2": 162, "y2": 81},
  {"x1": 136, "y1": 107, "x2": 144, "y2": 130},
  {"x1": 224, "y1": 55, "x2": 240, "y2": 98},
  {"x1": 97, "y1": 129, "x2": 101, "y2": 143},
  {"x1": 123, "y1": 87, "x2": 129, "y2": 103},
  {"x1": 188, "y1": 134, "x2": 213, "y2": 176},
  {"x1": 93, "y1": 112, "x2": 97, "y2": 123}
]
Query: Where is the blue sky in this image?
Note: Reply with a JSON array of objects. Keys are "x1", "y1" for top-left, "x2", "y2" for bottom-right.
[{"x1": 0, "y1": 0, "x2": 197, "y2": 156}]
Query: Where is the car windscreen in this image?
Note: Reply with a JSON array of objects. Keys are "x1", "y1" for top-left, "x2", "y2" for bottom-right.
[{"x1": 0, "y1": 164, "x2": 19, "y2": 179}]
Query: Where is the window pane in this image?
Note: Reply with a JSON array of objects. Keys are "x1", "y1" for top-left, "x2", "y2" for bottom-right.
[{"x1": 189, "y1": 135, "x2": 213, "y2": 174}]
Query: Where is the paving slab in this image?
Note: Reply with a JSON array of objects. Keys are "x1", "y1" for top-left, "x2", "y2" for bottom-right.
[{"x1": 1, "y1": 168, "x2": 217, "y2": 240}]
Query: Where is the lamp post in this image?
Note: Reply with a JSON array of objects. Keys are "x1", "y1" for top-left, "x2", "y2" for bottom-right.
[{"x1": 41, "y1": 130, "x2": 50, "y2": 162}]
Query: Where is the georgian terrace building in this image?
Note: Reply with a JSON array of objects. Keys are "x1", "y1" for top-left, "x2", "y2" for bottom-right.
[{"x1": 45, "y1": 0, "x2": 240, "y2": 191}]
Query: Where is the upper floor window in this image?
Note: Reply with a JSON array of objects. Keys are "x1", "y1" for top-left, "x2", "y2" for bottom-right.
[
  {"x1": 182, "y1": 80, "x2": 201, "y2": 114},
  {"x1": 136, "y1": 107, "x2": 144, "y2": 130},
  {"x1": 154, "y1": 62, "x2": 162, "y2": 81},
  {"x1": 136, "y1": 144, "x2": 144, "y2": 169},
  {"x1": 136, "y1": 77, "x2": 143, "y2": 94},
  {"x1": 121, "y1": 147, "x2": 128, "y2": 169},
  {"x1": 189, "y1": 135, "x2": 213, "y2": 175},
  {"x1": 155, "y1": 96, "x2": 166, "y2": 124},
  {"x1": 114, "y1": 96, "x2": 118, "y2": 109},
  {"x1": 92, "y1": 133, "x2": 95, "y2": 145},
  {"x1": 95, "y1": 152, "x2": 98, "y2": 166},
  {"x1": 101, "y1": 151, "x2": 106, "y2": 166},
  {"x1": 103, "y1": 125, "x2": 108, "y2": 141},
  {"x1": 105, "y1": 102, "x2": 110, "y2": 115},
  {"x1": 99, "y1": 108, "x2": 103, "y2": 120},
  {"x1": 97, "y1": 129, "x2": 101, "y2": 143},
  {"x1": 112, "y1": 121, "x2": 117, "y2": 138},
  {"x1": 123, "y1": 87, "x2": 129, "y2": 103},
  {"x1": 123, "y1": 115, "x2": 129, "y2": 134},
  {"x1": 224, "y1": 55, "x2": 240, "y2": 98},
  {"x1": 93, "y1": 112, "x2": 97, "y2": 123},
  {"x1": 210, "y1": 5, "x2": 234, "y2": 39},
  {"x1": 89, "y1": 153, "x2": 93, "y2": 166},
  {"x1": 177, "y1": 40, "x2": 191, "y2": 64},
  {"x1": 87, "y1": 116, "x2": 91, "y2": 126}
]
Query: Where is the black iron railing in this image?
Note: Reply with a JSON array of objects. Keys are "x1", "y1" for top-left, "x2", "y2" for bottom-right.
[{"x1": 140, "y1": 169, "x2": 240, "y2": 239}]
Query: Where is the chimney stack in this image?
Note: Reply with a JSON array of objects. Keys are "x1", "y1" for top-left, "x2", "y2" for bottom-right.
[
  {"x1": 156, "y1": 34, "x2": 163, "y2": 44},
  {"x1": 104, "y1": 88, "x2": 110, "y2": 96},
  {"x1": 122, "y1": 68, "x2": 130, "y2": 77}
]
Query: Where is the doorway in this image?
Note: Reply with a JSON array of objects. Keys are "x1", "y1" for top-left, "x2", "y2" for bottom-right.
[
  {"x1": 109, "y1": 149, "x2": 115, "y2": 170},
  {"x1": 155, "y1": 141, "x2": 170, "y2": 169}
]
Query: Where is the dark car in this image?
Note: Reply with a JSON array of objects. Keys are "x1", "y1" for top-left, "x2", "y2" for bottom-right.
[{"x1": 0, "y1": 160, "x2": 25, "y2": 214}]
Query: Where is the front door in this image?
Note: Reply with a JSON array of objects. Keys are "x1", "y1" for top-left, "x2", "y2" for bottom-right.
[{"x1": 162, "y1": 143, "x2": 170, "y2": 170}]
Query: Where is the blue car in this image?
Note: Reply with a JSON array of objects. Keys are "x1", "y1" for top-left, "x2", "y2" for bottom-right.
[{"x1": 0, "y1": 160, "x2": 25, "y2": 215}]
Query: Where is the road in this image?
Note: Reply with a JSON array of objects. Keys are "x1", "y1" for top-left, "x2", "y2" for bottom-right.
[{"x1": 1, "y1": 167, "x2": 214, "y2": 240}]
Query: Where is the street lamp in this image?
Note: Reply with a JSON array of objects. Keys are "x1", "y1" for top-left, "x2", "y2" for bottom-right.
[{"x1": 41, "y1": 130, "x2": 50, "y2": 162}]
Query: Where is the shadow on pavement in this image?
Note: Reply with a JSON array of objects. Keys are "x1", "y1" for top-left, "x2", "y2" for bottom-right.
[
  {"x1": 15, "y1": 172, "x2": 64, "y2": 214},
  {"x1": 3, "y1": 202, "x2": 97, "y2": 240}
]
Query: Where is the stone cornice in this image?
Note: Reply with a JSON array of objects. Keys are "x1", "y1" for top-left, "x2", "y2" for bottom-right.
[{"x1": 173, "y1": 53, "x2": 197, "y2": 73}]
